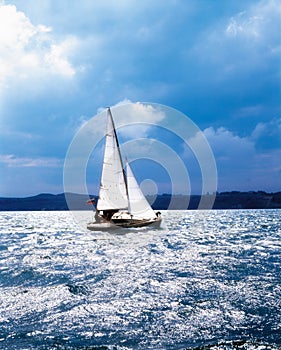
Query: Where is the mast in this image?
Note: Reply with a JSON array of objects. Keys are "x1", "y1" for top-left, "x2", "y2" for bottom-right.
[
  {"x1": 97, "y1": 108, "x2": 128, "y2": 211},
  {"x1": 108, "y1": 108, "x2": 128, "y2": 197}
]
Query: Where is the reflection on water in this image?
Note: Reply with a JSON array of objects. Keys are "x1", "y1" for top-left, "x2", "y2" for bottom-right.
[{"x1": 0, "y1": 209, "x2": 280, "y2": 349}]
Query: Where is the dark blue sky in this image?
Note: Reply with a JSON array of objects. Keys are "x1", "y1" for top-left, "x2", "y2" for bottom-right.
[{"x1": 0, "y1": 0, "x2": 280, "y2": 196}]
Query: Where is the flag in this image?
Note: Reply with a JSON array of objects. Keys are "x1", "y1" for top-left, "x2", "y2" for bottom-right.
[{"x1": 87, "y1": 198, "x2": 95, "y2": 204}]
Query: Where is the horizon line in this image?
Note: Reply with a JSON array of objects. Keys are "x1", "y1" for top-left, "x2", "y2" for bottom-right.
[{"x1": 1, "y1": 190, "x2": 280, "y2": 199}]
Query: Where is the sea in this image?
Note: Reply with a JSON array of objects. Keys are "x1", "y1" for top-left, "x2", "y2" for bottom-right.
[{"x1": 0, "y1": 209, "x2": 280, "y2": 350}]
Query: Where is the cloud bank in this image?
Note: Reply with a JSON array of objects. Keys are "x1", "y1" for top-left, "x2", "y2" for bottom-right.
[
  {"x1": 0, "y1": 4, "x2": 77, "y2": 92},
  {"x1": 0, "y1": 0, "x2": 280, "y2": 196}
]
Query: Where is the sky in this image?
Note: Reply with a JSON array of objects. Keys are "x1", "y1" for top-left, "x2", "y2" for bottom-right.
[{"x1": 0, "y1": 0, "x2": 280, "y2": 197}]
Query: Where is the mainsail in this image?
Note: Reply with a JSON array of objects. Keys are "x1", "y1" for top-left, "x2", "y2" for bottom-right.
[
  {"x1": 97, "y1": 108, "x2": 128, "y2": 211},
  {"x1": 126, "y1": 161, "x2": 157, "y2": 219}
]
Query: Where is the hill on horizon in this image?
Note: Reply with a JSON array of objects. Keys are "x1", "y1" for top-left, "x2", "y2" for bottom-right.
[{"x1": 0, "y1": 191, "x2": 280, "y2": 211}]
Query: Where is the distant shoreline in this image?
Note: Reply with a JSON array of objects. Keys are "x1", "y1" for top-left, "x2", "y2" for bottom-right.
[{"x1": 0, "y1": 191, "x2": 280, "y2": 211}]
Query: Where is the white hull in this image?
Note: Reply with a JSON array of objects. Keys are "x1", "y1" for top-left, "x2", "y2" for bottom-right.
[{"x1": 87, "y1": 216, "x2": 161, "y2": 231}]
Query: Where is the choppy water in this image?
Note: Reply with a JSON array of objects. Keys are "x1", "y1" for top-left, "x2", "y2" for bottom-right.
[{"x1": 0, "y1": 210, "x2": 280, "y2": 350}]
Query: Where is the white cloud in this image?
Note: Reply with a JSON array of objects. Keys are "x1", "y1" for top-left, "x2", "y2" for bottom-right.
[
  {"x1": 192, "y1": 0, "x2": 281, "y2": 80},
  {"x1": 226, "y1": 0, "x2": 281, "y2": 41},
  {"x1": 203, "y1": 127, "x2": 255, "y2": 161},
  {"x1": 44, "y1": 38, "x2": 77, "y2": 77},
  {"x1": 0, "y1": 154, "x2": 61, "y2": 168},
  {"x1": 226, "y1": 11, "x2": 263, "y2": 39},
  {"x1": 182, "y1": 126, "x2": 255, "y2": 170},
  {"x1": 201, "y1": 124, "x2": 281, "y2": 191},
  {"x1": 251, "y1": 118, "x2": 281, "y2": 140},
  {"x1": 116, "y1": 101, "x2": 166, "y2": 139},
  {"x1": 99, "y1": 100, "x2": 165, "y2": 123},
  {"x1": 181, "y1": 121, "x2": 280, "y2": 192},
  {"x1": 0, "y1": 3, "x2": 77, "y2": 93},
  {"x1": 96, "y1": 100, "x2": 166, "y2": 139},
  {"x1": 251, "y1": 118, "x2": 281, "y2": 150}
]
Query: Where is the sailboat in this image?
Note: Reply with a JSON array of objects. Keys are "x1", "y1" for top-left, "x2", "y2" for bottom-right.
[{"x1": 87, "y1": 107, "x2": 161, "y2": 230}]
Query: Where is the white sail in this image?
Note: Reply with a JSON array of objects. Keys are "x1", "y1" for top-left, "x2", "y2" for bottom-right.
[
  {"x1": 126, "y1": 161, "x2": 157, "y2": 219},
  {"x1": 97, "y1": 108, "x2": 128, "y2": 211}
]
